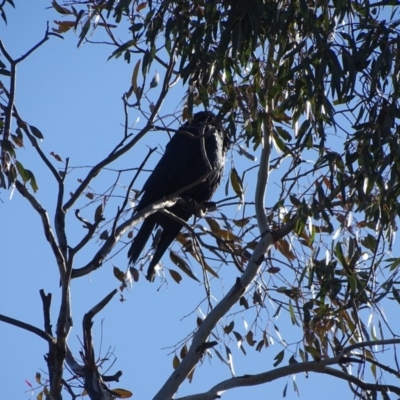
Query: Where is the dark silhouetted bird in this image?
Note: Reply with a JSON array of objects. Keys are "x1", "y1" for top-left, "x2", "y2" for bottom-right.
[{"x1": 128, "y1": 111, "x2": 228, "y2": 281}]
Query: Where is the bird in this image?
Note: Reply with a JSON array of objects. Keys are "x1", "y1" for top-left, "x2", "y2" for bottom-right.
[{"x1": 128, "y1": 111, "x2": 229, "y2": 281}]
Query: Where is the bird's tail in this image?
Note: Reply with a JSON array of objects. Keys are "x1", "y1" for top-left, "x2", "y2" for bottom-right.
[
  {"x1": 146, "y1": 220, "x2": 184, "y2": 281},
  {"x1": 127, "y1": 216, "x2": 157, "y2": 265}
]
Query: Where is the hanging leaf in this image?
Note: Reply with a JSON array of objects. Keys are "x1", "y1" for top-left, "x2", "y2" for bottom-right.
[
  {"x1": 246, "y1": 330, "x2": 255, "y2": 346},
  {"x1": 172, "y1": 355, "x2": 180, "y2": 369},
  {"x1": 180, "y1": 344, "x2": 188, "y2": 359},
  {"x1": 136, "y1": 2, "x2": 147, "y2": 11},
  {"x1": 52, "y1": 0, "x2": 72, "y2": 14},
  {"x1": 29, "y1": 125, "x2": 44, "y2": 140},
  {"x1": 77, "y1": 18, "x2": 91, "y2": 48},
  {"x1": 149, "y1": 71, "x2": 159, "y2": 88},
  {"x1": 131, "y1": 59, "x2": 141, "y2": 95},
  {"x1": 230, "y1": 167, "x2": 244, "y2": 201},
  {"x1": 225, "y1": 345, "x2": 235, "y2": 376},
  {"x1": 169, "y1": 269, "x2": 182, "y2": 283},
  {"x1": 113, "y1": 267, "x2": 126, "y2": 282},
  {"x1": 169, "y1": 251, "x2": 200, "y2": 282},
  {"x1": 15, "y1": 161, "x2": 29, "y2": 183},
  {"x1": 52, "y1": 20, "x2": 75, "y2": 34},
  {"x1": 50, "y1": 151, "x2": 63, "y2": 162},
  {"x1": 223, "y1": 321, "x2": 235, "y2": 334},
  {"x1": 273, "y1": 349, "x2": 285, "y2": 367}
]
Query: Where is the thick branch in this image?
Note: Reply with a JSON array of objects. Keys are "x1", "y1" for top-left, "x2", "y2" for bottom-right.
[
  {"x1": 40, "y1": 289, "x2": 53, "y2": 336},
  {"x1": 175, "y1": 340, "x2": 400, "y2": 399},
  {"x1": 255, "y1": 115, "x2": 272, "y2": 233},
  {"x1": 153, "y1": 231, "x2": 273, "y2": 400}
]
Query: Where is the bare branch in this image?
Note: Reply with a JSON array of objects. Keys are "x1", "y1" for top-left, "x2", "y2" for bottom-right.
[
  {"x1": 255, "y1": 114, "x2": 272, "y2": 234},
  {"x1": 11, "y1": 105, "x2": 69, "y2": 255},
  {"x1": 111, "y1": 146, "x2": 157, "y2": 236},
  {"x1": 71, "y1": 210, "x2": 104, "y2": 254},
  {"x1": 40, "y1": 289, "x2": 53, "y2": 336},
  {"x1": 0, "y1": 313, "x2": 54, "y2": 343},
  {"x1": 338, "y1": 338, "x2": 400, "y2": 358},
  {"x1": 14, "y1": 23, "x2": 63, "y2": 64},
  {"x1": 71, "y1": 198, "x2": 178, "y2": 278},
  {"x1": 63, "y1": 43, "x2": 177, "y2": 214},
  {"x1": 15, "y1": 180, "x2": 67, "y2": 278},
  {"x1": 0, "y1": 26, "x2": 62, "y2": 167},
  {"x1": 63, "y1": 132, "x2": 150, "y2": 212},
  {"x1": 81, "y1": 289, "x2": 119, "y2": 400}
]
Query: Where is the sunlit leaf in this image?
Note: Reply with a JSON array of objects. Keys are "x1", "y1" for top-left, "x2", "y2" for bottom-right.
[
  {"x1": 131, "y1": 58, "x2": 141, "y2": 95},
  {"x1": 233, "y1": 217, "x2": 251, "y2": 227},
  {"x1": 205, "y1": 216, "x2": 221, "y2": 233},
  {"x1": 136, "y1": 2, "x2": 147, "y2": 11},
  {"x1": 225, "y1": 345, "x2": 235, "y2": 376},
  {"x1": 173, "y1": 355, "x2": 180, "y2": 369},
  {"x1": 110, "y1": 388, "x2": 133, "y2": 398},
  {"x1": 52, "y1": 20, "x2": 75, "y2": 34},
  {"x1": 149, "y1": 71, "x2": 159, "y2": 88},
  {"x1": 230, "y1": 167, "x2": 244, "y2": 201},
  {"x1": 180, "y1": 344, "x2": 187, "y2": 359}
]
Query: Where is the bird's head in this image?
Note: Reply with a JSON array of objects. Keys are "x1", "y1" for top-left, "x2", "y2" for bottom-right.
[{"x1": 189, "y1": 111, "x2": 231, "y2": 150}]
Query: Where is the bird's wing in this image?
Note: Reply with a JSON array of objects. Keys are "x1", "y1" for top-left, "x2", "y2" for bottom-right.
[{"x1": 137, "y1": 124, "x2": 210, "y2": 209}]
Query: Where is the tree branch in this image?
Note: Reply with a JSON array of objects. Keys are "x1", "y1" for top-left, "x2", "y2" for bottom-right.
[
  {"x1": 63, "y1": 42, "x2": 177, "y2": 214},
  {"x1": 15, "y1": 180, "x2": 67, "y2": 278},
  {"x1": 71, "y1": 198, "x2": 178, "y2": 278},
  {"x1": 153, "y1": 231, "x2": 273, "y2": 399},
  {"x1": 323, "y1": 366, "x2": 400, "y2": 396},
  {"x1": 0, "y1": 25, "x2": 62, "y2": 168},
  {"x1": 40, "y1": 289, "x2": 53, "y2": 336},
  {"x1": 0, "y1": 313, "x2": 54, "y2": 343},
  {"x1": 255, "y1": 114, "x2": 272, "y2": 234},
  {"x1": 176, "y1": 357, "x2": 344, "y2": 400}
]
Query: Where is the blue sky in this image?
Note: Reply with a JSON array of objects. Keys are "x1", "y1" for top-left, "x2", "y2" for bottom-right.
[{"x1": 1, "y1": 2, "x2": 399, "y2": 400}]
